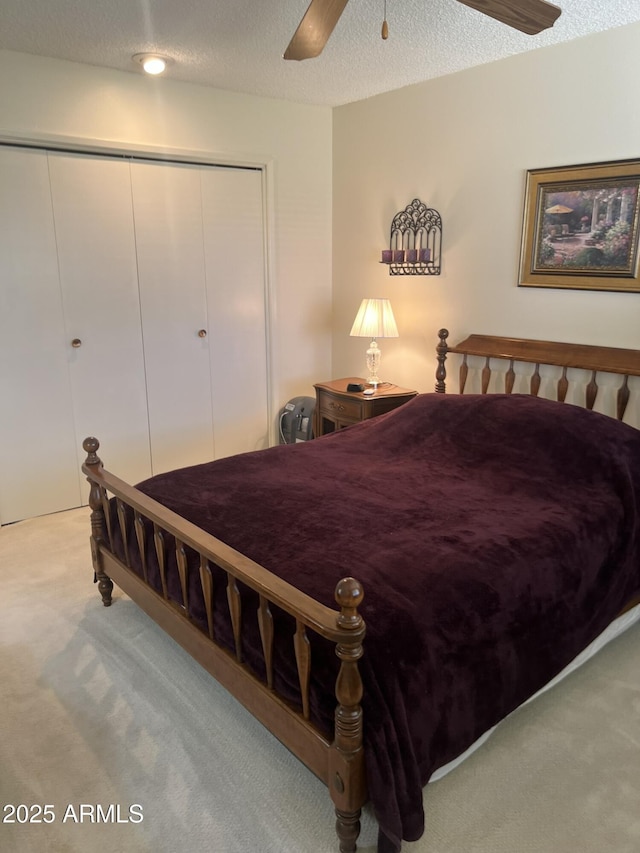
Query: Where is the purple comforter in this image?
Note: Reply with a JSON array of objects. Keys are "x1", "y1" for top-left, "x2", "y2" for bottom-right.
[{"x1": 132, "y1": 393, "x2": 640, "y2": 851}]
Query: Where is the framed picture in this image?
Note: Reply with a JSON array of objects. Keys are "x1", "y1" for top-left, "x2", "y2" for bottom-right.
[{"x1": 518, "y1": 159, "x2": 640, "y2": 292}]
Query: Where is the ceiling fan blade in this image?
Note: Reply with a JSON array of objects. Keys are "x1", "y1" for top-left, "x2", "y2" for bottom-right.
[
  {"x1": 284, "y1": 0, "x2": 350, "y2": 61},
  {"x1": 456, "y1": 0, "x2": 561, "y2": 35}
]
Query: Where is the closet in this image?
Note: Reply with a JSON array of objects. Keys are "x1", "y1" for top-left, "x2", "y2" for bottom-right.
[{"x1": 0, "y1": 146, "x2": 269, "y2": 525}]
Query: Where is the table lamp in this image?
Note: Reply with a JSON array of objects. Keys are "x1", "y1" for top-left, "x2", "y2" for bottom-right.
[{"x1": 349, "y1": 298, "x2": 399, "y2": 387}]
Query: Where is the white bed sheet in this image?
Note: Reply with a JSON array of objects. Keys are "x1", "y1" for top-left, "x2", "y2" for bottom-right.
[{"x1": 430, "y1": 601, "x2": 640, "y2": 782}]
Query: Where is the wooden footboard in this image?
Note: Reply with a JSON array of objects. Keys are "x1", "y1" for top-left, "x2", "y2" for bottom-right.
[{"x1": 82, "y1": 437, "x2": 367, "y2": 853}]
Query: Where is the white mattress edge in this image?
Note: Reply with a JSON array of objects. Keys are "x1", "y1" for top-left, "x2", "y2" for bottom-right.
[{"x1": 429, "y1": 601, "x2": 640, "y2": 783}]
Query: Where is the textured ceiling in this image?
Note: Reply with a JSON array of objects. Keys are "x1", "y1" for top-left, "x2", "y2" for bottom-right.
[{"x1": 1, "y1": 1, "x2": 639, "y2": 107}]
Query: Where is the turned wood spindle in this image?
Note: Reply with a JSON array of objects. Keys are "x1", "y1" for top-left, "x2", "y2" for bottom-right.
[
  {"x1": 116, "y1": 499, "x2": 131, "y2": 568},
  {"x1": 258, "y1": 596, "x2": 274, "y2": 689},
  {"x1": 586, "y1": 370, "x2": 598, "y2": 410},
  {"x1": 176, "y1": 539, "x2": 189, "y2": 615},
  {"x1": 199, "y1": 557, "x2": 216, "y2": 641},
  {"x1": 227, "y1": 573, "x2": 243, "y2": 663},
  {"x1": 617, "y1": 375, "x2": 630, "y2": 422},
  {"x1": 435, "y1": 328, "x2": 448, "y2": 393},
  {"x1": 82, "y1": 437, "x2": 113, "y2": 607},
  {"x1": 531, "y1": 364, "x2": 541, "y2": 397},
  {"x1": 153, "y1": 524, "x2": 169, "y2": 600},
  {"x1": 505, "y1": 359, "x2": 515, "y2": 394},
  {"x1": 332, "y1": 577, "x2": 366, "y2": 853},
  {"x1": 100, "y1": 487, "x2": 113, "y2": 549},
  {"x1": 294, "y1": 621, "x2": 311, "y2": 720},
  {"x1": 481, "y1": 357, "x2": 492, "y2": 394},
  {"x1": 557, "y1": 366, "x2": 569, "y2": 403},
  {"x1": 459, "y1": 354, "x2": 469, "y2": 394},
  {"x1": 134, "y1": 511, "x2": 149, "y2": 584}
]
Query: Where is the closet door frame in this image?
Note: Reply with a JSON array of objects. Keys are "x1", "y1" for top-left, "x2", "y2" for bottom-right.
[{"x1": 0, "y1": 132, "x2": 277, "y2": 454}]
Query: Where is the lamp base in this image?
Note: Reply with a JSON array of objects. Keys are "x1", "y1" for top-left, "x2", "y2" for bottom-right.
[{"x1": 366, "y1": 339, "x2": 381, "y2": 388}]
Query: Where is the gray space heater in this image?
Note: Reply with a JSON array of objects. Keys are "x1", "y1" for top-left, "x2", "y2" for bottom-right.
[{"x1": 278, "y1": 396, "x2": 315, "y2": 444}]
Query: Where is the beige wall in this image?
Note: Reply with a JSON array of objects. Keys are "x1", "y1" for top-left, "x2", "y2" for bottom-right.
[
  {"x1": 333, "y1": 23, "x2": 640, "y2": 394},
  {"x1": 0, "y1": 49, "x2": 333, "y2": 412},
  {"x1": 3, "y1": 24, "x2": 640, "y2": 410}
]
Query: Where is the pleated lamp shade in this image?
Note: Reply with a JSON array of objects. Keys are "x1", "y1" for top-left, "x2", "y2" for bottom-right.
[{"x1": 349, "y1": 298, "x2": 399, "y2": 340}]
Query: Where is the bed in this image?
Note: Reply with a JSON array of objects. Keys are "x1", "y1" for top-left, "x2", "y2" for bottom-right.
[{"x1": 82, "y1": 330, "x2": 640, "y2": 853}]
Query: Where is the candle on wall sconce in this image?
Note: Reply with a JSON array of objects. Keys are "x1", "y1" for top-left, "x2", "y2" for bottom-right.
[
  {"x1": 419, "y1": 248, "x2": 431, "y2": 263},
  {"x1": 393, "y1": 249, "x2": 405, "y2": 263},
  {"x1": 406, "y1": 249, "x2": 418, "y2": 263},
  {"x1": 381, "y1": 250, "x2": 393, "y2": 263}
]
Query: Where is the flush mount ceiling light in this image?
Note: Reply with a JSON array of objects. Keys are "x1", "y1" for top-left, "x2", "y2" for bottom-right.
[{"x1": 132, "y1": 53, "x2": 172, "y2": 75}]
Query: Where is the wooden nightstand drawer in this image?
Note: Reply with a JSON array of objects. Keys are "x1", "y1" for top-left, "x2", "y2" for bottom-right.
[
  {"x1": 320, "y1": 394, "x2": 363, "y2": 421},
  {"x1": 314, "y1": 378, "x2": 417, "y2": 437}
]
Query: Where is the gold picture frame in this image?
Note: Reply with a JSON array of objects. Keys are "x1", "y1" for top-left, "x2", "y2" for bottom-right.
[{"x1": 518, "y1": 159, "x2": 640, "y2": 292}]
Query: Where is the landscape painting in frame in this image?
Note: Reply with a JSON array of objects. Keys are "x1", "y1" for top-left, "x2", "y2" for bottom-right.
[{"x1": 519, "y1": 159, "x2": 640, "y2": 292}]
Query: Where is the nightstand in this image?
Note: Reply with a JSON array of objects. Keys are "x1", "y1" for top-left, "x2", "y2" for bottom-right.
[{"x1": 313, "y1": 378, "x2": 417, "y2": 437}]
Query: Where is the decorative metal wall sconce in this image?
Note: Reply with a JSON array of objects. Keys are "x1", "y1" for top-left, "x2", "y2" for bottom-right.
[{"x1": 381, "y1": 198, "x2": 442, "y2": 275}]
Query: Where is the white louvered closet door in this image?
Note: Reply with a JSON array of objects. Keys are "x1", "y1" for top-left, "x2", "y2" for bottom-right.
[
  {"x1": 47, "y1": 152, "x2": 152, "y2": 486},
  {"x1": 0, "y1": 147, "x2": 81, "y2": 524}
]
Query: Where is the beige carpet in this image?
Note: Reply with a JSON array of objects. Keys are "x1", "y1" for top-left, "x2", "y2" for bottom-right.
[{"x1": 2, "y1": 507, "x2": 640, "y2": 853}]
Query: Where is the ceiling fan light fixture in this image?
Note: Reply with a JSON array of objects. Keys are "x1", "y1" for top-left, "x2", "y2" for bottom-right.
[
  {"x1": 285, "y1": 0, "x2": 562, "y2": 61},
  {"x1": 132, "y1": 53, "x2": 172, "y2": 75}
]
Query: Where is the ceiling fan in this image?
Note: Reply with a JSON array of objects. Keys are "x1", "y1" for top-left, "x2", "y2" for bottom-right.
[{"x1": 284, "y1": 0, "x2": 562, "y2": 61}]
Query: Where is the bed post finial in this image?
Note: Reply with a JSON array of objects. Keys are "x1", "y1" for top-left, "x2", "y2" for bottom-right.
[
  {"x1": 330, "y1": 578, "x2": 366, "y2": 853},
  {"x1": 83, "y1": 436, "x2": 102, "y2": 467},
  {"x1": 82, "y1": 437, "x2": 113, "y2": 607},
  {"x1": 335, "y1": 577, "x2": 364, "y2": 629},
  {"x1": 436, "y1": 328, "x2": 449, "y2": 393}
]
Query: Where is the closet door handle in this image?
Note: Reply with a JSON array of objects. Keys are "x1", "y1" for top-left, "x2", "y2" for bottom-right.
[
  {"x1": 198, "y1": 329, "x2": 207, "y2": 338},
  {"x1": 71, "y1": 338, "x2": 82, "y2": 348}
]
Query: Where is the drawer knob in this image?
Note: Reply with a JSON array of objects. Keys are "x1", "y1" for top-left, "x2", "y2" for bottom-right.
[{"x1": 329, "y1": 401, "x2": 345, "y2": 411}]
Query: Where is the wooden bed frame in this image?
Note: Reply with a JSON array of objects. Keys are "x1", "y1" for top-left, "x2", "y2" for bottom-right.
[{"x1": 82, "y1": 330, "x2": 640, "y2": 853}]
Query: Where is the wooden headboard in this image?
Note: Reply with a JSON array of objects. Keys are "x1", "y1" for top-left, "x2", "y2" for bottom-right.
[{"x1": 435, "y1": 329, "x2": 640, "y2": 422}]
